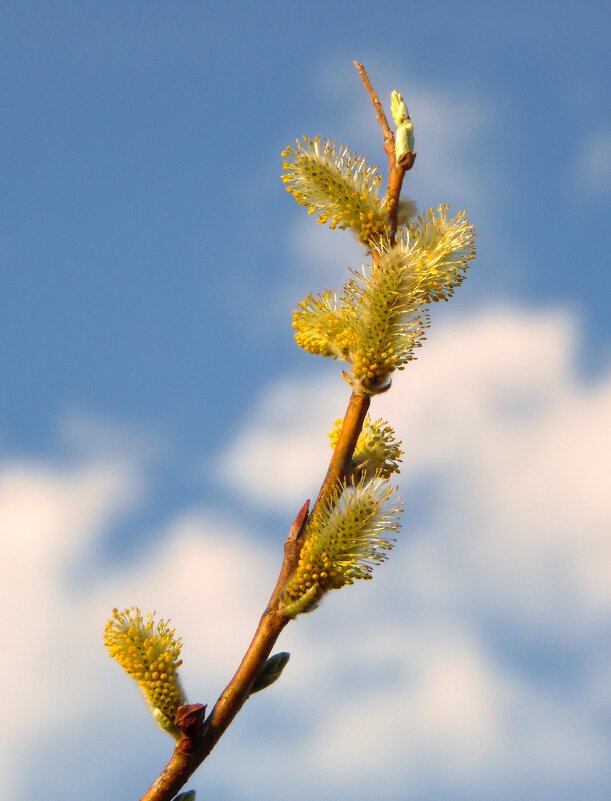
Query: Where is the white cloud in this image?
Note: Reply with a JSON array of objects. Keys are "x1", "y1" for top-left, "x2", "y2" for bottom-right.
[
  {"x1": 0, "y1": 450, "x2": 277, "y2": 799},
  {"x1": 3, "y1": 305, "x2": 610, "y2": 800},
  {"x1": 373, "y1": 307, "x2": 611, "y2": 632},
  {"x1": 218, "y1": 373, "x2": 342, "y2": 510},
  {"x1": 214, "y1": 303, "x2": 610, "y2": 793},
  {"x1": 0, "y1": 458, "x2": 140, "y2": 796}
]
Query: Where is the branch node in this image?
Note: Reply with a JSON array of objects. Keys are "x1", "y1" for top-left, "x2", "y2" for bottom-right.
[{"x1": 174, "y1": 704, "x2": 207, "y2": 755}]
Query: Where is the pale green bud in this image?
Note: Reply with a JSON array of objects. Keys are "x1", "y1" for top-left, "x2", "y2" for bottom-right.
[
  {"x1": 390, "y1": 90, "x2": 408, "y2": 125},
  {"x1": 395, "y1": 118, "x2": 414, "y2": 164},
  {"x1": 390, "y1": 91, "x2": 414, "y2": 165}
]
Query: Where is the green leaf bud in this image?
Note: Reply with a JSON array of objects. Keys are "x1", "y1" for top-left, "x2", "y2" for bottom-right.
[
  {"x1": 250, "y1": 652, "x2": 291, "y2": 694},
  {"x1": 395, "y1": 118, "x2": 415, "y2": 164}
]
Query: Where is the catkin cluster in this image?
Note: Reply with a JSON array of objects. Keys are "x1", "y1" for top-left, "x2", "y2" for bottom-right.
[{"x1": 280, "y1": 93, "x2": 475, "y2": 612}]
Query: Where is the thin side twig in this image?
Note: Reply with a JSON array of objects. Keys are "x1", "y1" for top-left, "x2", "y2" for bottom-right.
[{"x1": 353, "y1": 60, "x2": 393, "y2": 142}]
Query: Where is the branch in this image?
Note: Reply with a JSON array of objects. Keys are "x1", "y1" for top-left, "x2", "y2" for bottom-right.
[
  {"x1": 140, "y1": 500, "x2": 309, "y2": 801},
  {"x1": 139, "y1": 61, "x2": 403, "y2": 801},
  {"x1": 353, "y1": 60, "x2": 393, "y2": 143},
  {"x1": 312, "y1": 390, "x2": 370, "y2": 513},
  {"x1": 140, "y1": 392, "x2": 371, "y2": 801}
]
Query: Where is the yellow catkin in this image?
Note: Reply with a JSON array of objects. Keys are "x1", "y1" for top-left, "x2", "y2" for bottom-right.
[
  {"x1": 329, "y1": 416, "x2": 403, "y2": 479},
  {"x1": 281, "y1": 477, "x2": 402, "y2": 617},
  {"x1": 104, "y1": 607, "x2": 186, "y2": 737},
  {"x1": 281, "y1": 136, "x2": 389, "y2": 246}
]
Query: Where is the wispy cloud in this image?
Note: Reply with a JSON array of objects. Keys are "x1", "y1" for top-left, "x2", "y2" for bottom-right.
[
  {"x1": 574, "y1": 128, "x2": 611, "y2": 194},
  {"x1": 0, "y1": 449, "x2": 276, "y2": 799}
]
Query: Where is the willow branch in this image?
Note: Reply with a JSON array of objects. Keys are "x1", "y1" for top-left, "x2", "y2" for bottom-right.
[{"x1": 139, "y1": 61, "x2": 403, "y2": 801}]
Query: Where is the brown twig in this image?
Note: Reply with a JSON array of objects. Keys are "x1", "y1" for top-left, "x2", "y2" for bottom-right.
[
  {"x1": 353, "y1": 60, "x2": 393, "y2": 143},
  {"x1": 140, "y1": 501, "x2": 309, "y2": 801},
  {"x1": 139, "y1": 62, "x2": 403, "y2": 801},
  {"x1": 139, "y1": 390, "x2": 371, "y2": 801},
  {"x1": 313, "y1": 390, "x2": 370, "y2": 513}
]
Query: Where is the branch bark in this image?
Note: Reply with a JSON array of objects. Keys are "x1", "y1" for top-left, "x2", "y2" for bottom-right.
[{"x1": 313, "y1": 390, "x2": 370, "y2": 512}]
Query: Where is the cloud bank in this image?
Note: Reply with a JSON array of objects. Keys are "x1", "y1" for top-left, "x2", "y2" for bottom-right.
[{"x1": 2, "y1": 305, "x2": 609, "y2": 801}]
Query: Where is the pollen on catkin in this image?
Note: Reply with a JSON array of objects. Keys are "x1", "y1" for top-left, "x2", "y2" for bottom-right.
[
  {"x1": 400, "y1": 205, "x2": 476, "y2": 303},
  {"x1": 104, "y1": 607, "x2": 186, "y2": 737},
  {"x1": 345, "y1": 254, "x2": 428, "y2": 391},
  {"x1": 329, "y1": 416, "x2": 403, "y2": 479},
  {"x1": 280, "y1": 477, "x2": 403, "y2": 617},
  {"x1": 281, "y1": 136, "x2": 389, "y2": 246},
  {"x1": 291, "y1": 205, "x2": 475, "y2": 393},
  {"x1": 291, "y1": 289, "x2": 354, "y2": 358}
]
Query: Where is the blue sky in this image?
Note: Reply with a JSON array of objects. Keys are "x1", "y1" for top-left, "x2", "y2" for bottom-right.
[{"x1": 1, "y1": 3, "x2": 610, "y2": 801}]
